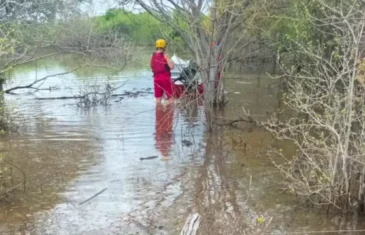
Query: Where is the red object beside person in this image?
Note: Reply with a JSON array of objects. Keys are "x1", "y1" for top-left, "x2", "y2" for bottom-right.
[{"x1": 173, "y1": 83, "x2": 184, "y2": 99}]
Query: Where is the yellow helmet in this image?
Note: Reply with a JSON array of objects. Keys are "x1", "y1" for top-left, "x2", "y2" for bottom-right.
[{"x1": 156, "y1": 39, "x2": 167, "y2": 49}]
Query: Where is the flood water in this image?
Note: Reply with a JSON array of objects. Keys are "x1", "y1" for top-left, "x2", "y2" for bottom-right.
[{"x1": 0, "y1": 56, "x2": 364, "y2": 235}]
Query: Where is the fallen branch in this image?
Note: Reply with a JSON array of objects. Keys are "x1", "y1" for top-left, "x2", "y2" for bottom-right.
[
  {"x1": 111, "y1": 90, "x2": 153, "y2": 97},
  {"x1": 3, "y1": 52, "x2": 63, "y2": 74},
  {"x1": 79, "y1": 187, "x2": 108, "y2": 206},
  {"x1": 228, "y1": 116, "x2": 257, "y2": 125},
  {"x1": 36, "y1": 95, "x2": 85, "y2": 100},
  {"x1": 3, "y1": 159, "x2": 27, "y2": 192},
  {"x1": 35, "y1": 88, "x2": 151, "y2": 101},
  {"x1": 4, "y1": 183, "x2": 22, "y2": 194},
  {"x1": 215, "y1": 116, "x2": 257, "y2": 126},
  {"x1": 0, "y1": 183, "x2": 22, "y2": 200},
  {"x1": 5, "y1": 67, "x2": 81, "y2": 94},
  {"x1": 140, "y1": 156, "x2": 158, "y2": 161},
  {"x1": 215, "y1": 106, "x2": 258, "y2": 127}
]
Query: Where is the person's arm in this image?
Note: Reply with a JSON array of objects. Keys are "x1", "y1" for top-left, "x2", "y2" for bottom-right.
[{"x1": 164, "y1": 54, "x2": 174, "y2": 69}]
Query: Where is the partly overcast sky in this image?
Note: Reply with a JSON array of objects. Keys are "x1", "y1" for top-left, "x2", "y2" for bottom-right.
[
  {"x1": 81, "y1": 0, "x2": 143, "y2": 16},
  {"x1": 81, "y1": 0, "x2": 211, "y2": 16},
  {"x1": 80, "y1": 0, "x2": 115, "y2": 16}
]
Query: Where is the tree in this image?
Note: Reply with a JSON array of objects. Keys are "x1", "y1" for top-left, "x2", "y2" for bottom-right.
[
  {"x1": 0, "y1": 0, "x2": 133, "y2": 198},
  {"x1": 0, "y1": 0, "x2": 88, "y2": 22},
  {"x1": 95, "y1": 9, "x2": 171, "y2": 45},
  {"x1": 116, "y1": 0, "x2": 262, "y2": 112},
  {"x1": 0, "y1": 18, "x2": 133, "y2": 94},
  {"x1": 265, "y1": 0, "x2": 365, "y2": 212},
  {"x1": 0, "y1": 1, "x2": 81, "y2": 89},
  {"x1": 0, "y1": 1, "x2": 132, "y2": 93}
]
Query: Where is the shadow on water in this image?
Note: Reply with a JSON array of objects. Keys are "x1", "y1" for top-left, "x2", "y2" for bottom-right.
[{"x1": 0, "y1": 58, "x2": 364, "y2": 234}]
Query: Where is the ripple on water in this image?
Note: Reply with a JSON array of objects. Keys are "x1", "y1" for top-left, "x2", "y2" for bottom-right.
[{"x1": 1, "y1": 67, "x2": 364, "y2": 234}]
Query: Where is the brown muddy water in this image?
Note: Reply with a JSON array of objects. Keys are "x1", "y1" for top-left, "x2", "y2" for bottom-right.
[{"x1": 0, "y1": 61, "x2": 364, "y2": 235}]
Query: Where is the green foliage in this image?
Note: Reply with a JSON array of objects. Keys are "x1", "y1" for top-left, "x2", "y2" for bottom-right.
[
  {"x1": 261, "y1": 0, "x2": 354, "y2": 68},
  {"x1": 265, "y1": 0, "x2": 365, "y2": 212},
  {"x1": 94, "y1": 9, "x2": 171, "y2": 45},
  {"x1": 263, "y1": 1, "x2": 313, "y2": 53},
  {"x1": 94, "y1": 8, "x2": 189, "y2": 51}
]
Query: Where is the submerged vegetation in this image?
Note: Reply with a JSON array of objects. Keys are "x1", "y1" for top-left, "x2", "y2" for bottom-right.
[{"x1": 1, "y1": 0, "x2": 365, "y2": 232}]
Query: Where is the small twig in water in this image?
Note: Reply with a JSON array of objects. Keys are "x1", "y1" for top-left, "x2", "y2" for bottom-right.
[
  {"x1": 244, "y1": 175, "x2": 252, "y2": 204},
  {"x1": 215, "y1": 116, "x2": 257, "y2": 126},
  {"x1": 5, "y1": 67, "x2": 81, "y2": 94},
  {"x1": 140, "y1": 156, "x2": 158, "y2": 161},
  {"x1": 79, "y1": 187, "x2": 108, "y2": 206},
  {"x1": 3, "y1": 160, "x2": 26, "y2": 192}
]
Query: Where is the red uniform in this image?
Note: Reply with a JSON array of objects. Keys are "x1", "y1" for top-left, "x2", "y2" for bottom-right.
[{"x1": 150, "y1": 52, "x2": 173, "y2": 99}]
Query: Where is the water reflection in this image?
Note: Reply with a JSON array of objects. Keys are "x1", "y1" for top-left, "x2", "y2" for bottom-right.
[
  {"x1": 178, "y1": 97, "x2": 203, "y2": 126},
  {"x1": 190, "y1": 131, "x2": 258, "y2": 234},
  {"x1": 155, "y1": 103, "x2": 174, "y2": 160},
  {"x1": 1, "y1": 56, "x2": 365, "y2": 234},
  {"x1": 0, "y1": 57, "x2": 208, "y2": 234}
]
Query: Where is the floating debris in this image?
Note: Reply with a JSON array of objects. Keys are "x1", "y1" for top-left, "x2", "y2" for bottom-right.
[{"x1": 140, "y1": 156, "x2": 159, "y2": 161}]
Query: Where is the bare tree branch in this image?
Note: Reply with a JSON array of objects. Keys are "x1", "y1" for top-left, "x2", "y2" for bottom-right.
[{"x1": 4, "y1": 67, "x2": 81, "y2": 94}]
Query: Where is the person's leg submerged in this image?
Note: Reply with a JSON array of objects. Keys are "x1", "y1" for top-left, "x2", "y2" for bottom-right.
[
  {"x1": 163, "y1": 79, "x2": 174, "y2": 104},
  {"x1": 154, "y1": 80, "x2": 163, "y2": 103}
]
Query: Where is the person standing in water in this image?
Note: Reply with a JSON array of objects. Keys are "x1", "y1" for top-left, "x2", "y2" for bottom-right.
[{"x1": 150, "y1": 39, "x2": 175, "y2": 104}]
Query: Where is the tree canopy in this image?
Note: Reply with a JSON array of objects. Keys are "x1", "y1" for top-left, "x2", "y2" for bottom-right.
[
  {"x1": 95, "y1": 8, "x2": 189, "y2": 48},
  {"x1": 0, "y1": 0, "x2": 89, "y2": 22}
]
